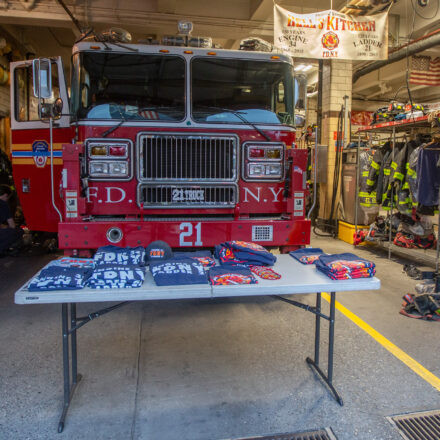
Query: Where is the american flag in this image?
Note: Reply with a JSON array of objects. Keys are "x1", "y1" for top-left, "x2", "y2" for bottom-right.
[{"x1": 410, "y1": 56, "x2": 440, "y2": 86}]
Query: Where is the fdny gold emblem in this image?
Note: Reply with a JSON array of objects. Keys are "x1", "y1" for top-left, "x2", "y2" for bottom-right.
[{"x1": 321, "y1": 32, "x2": 339, "y2": 51}]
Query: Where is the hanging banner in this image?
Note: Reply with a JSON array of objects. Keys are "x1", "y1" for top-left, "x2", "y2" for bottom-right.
[{"x1": 274, "y1": 4, "x2": 388, "y2": 61}]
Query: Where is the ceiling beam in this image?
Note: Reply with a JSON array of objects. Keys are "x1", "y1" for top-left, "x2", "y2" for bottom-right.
[
  {"x1": 0, "y1": 0, "x2": 274, "y2": 38},
  {"x1": 157, "y1": 0, "x2": 177, "y2": 14},
  {"x1": 249, "y1": 0, "x2": 273, "y2": 21}
]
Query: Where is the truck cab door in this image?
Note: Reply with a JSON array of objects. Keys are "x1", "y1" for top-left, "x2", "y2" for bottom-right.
[
  {"x1": 10, "y1": 56, "x2": 70, "y2": 129},
  {"x1": 9, "y1": 57, "x2": 72, "y2": 233}
]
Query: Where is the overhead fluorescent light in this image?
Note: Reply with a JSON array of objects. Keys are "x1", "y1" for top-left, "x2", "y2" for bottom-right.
[
  {"x1": 303, "y1": 65, "x2": 313, "y2": 72},
  {"x1": 294, "y1": 64, "x2": 305, "y2": 71}
]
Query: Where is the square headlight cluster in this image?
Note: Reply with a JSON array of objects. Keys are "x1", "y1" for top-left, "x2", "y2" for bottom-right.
[
  {"x1": 87, "y1": 141, "x2": 130, "y2": 179},
  {"x1": 244, "y1": 143, "x2": 284, "y2": 180}
]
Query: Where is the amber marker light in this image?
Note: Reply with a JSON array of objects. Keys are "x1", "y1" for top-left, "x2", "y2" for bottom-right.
[
  {"x1": 90, "y1": 46, "x2": 101, "y2": 50},
  {"x1": 271, "y1": 56, "x2": 280, "y2": 59},
  {"x1": 207, "y1": 52, "x2": 217, "y2": 55},
  {"x1": 184, "y1": 50, "x2": 193, "y2": 54},
  {"x1": 159, "y1": 49, "x2": 169, "y2": 53}
]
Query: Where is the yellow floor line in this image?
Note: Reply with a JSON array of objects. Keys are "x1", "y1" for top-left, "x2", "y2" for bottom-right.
[{"x1": 321, "y1": 292, "x2": 440, "y2": 392}]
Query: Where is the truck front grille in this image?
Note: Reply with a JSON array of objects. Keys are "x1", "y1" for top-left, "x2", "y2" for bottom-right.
[
  {"x1": 139, "y1": 184, "x2": 237, "y2": 208},
  {"x1": 138, "y1": 133, "x2": 237, "y2": 181}
]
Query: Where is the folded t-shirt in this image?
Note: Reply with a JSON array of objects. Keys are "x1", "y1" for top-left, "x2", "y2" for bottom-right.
[
  {"x1": 316, "y1": 253, "x2": 375, "y2": 272},
  {"x1": 289, "y1": 248, "x2": 324, "y2": 264},
  {"x1": 209, "y1": 266, "x2": 258, "y2": 285},
  {"x1": 87, "y1": 265, "x2": 146, "y2": 289},
  {"x1": 48, "y1": 257, "x2": 95, "y2": 268},
  {"x1": 315, "y1": 253, "x2": 375, "y2": 280},
  {"x1": 94, "y1": 245, "x2": 146, "y2": 266},
  {"x1": 317, "y1": 266, "x2": 376, "y2": 280},
  {"x1": 28, "y1": 267, "x2": 92, "y2": 291},
  {"x1": 173, "y1": 251, "x2": 216, "y2": 268},
  {"x1": 149, "y1": 258, "x2": 209, "y2": 286},
  {"x1": 215, "y1": 244, "x2": 275, "y2": 267},
  {"x1": 223, "y1": 241, "x2": 277, "y2": 265}
]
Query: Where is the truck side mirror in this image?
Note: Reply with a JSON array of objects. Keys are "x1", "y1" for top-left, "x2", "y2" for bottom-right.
[{"x1": 32, "y1": 58, "x2": 52, "y2": 99}]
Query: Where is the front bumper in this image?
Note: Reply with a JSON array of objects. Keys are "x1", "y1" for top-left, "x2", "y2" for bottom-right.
[{"x1": 58, "y1": 218, "x2": 311, "y2": 250}]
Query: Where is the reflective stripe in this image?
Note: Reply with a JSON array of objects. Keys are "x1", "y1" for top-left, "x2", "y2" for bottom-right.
[
  {"x1": 384, "y1": 168, "x2": 391, "y2": 176},
  {"x1": 366, "y1": 179, "x2": 375, "y2": 186},
  {"x1": 362, "y1": 171, "x2": 369, "y2": 177},
  {"x1": 402, "y1": 182, "x2": 410, "y2": 190},
  {"x1": 391, "y1": 161, "x2": 397, "y2": 170},
  {"x1": 371, "y1": 161, "x2": 380, "y2": 170},
  {"x1": 407, "y1": 168, "x2": 416, "y2": 177},
  {"x1": 394, "y1": 172, "x2": 404, "y2": 181}
]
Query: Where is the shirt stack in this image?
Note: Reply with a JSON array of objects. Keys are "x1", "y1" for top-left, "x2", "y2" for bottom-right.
[
  {"x1": 315, "y1": 253, "x2": 376, "y2": 280},
  {"x1": 215, "y1": 241, "x2": 276, "y2": 267},
  {"x1": 28, "y1": 266, "x2": 92, "y2": 291},
  {"x1": 149, "y1": 258, "x2": 208, "y2": 286},
  {"x1": 88, "y1": 245, "x2": 146, "y2": 289}
]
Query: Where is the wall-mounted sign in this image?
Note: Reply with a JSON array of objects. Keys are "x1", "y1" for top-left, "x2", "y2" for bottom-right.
[{"x1": 274, "y1": 4, "x2": 388, "y2": 61}]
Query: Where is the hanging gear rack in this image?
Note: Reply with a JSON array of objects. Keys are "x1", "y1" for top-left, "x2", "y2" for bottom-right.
[{"x1": 355, "y1": 115, "x2": 439, "y2": 267}]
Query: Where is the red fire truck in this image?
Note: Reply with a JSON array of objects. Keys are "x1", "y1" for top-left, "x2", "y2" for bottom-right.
[{"x1": 10, "y1": 31, "x2": 310, "y2": 255}]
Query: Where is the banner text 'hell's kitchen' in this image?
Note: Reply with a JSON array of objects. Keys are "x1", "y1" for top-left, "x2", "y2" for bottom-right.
[{"x1": 274, "y1": 4, "x2": 388, "y2": 60}]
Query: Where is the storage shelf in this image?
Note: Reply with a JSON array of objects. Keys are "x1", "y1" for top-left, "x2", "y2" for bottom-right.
[
  {"x1": 357, "y1": 115, "x2": 430, "y2": 133},
  {"x1": 373, "y1": 240, "x2": 439, "y2": 268}
]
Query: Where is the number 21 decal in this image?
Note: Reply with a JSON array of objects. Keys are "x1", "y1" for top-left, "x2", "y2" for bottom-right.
[{"x1": 179, "y1": 222, "x2": 203, "y2": 246}]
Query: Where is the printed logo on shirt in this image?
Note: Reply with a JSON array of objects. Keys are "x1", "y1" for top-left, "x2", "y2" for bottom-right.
[{"x1": 210, "y1": 273, "x2": 256, "y2": 285}]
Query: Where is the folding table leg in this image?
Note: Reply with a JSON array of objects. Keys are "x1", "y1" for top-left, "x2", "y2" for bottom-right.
[
  {"x1": 58, "y1": 303, "x2": 81, "y2": 433},
  {"x1": 306, "y1": 292, "x2": 343, "y2": 406},
  {"x1": 314, "y1": 292, "x2": 321, "y2": 365}
]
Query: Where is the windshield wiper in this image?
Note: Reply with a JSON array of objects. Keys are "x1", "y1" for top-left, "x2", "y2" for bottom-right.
[
  {"x1": 101, "y1": 105, "x2": 127, "y2": 138},
  {"x1": 195, "y1": 105, "x2": 272, "y2": 141}
]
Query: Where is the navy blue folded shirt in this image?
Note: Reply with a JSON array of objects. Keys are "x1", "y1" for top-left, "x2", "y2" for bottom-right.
[
  {"x1": 173, "y1": 251, "x2": 216, "y2": 268},
  {"x1": 289, "y1": 248, "x2": 324, "y2": 265},
  {"x1": 208, "y1": 266, "x2": 258, "y2": 285},
  {"x1": 28, "y1": 267, "x2": 92, "y2": 291},
  {"x1": 149, "y1": 258, "x2": 209, "y2": 286},
  {"x1": 94, "y1": 245, "x2": 146, "y2": 266},
  {"x1": 87, "y1": 265, "x2": 146, "y2": 289},
  {"x1": 215, "y1": 241, "x2": 276, "y2": 267}
]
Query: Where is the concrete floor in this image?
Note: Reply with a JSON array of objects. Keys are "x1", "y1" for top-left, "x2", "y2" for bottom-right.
[{"x1": 1, "y1": 236, "x2": 440, "y2": 440}]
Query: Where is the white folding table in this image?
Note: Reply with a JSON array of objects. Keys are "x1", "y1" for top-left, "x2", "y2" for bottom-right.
[{"x1": 15, "y1": 255, "x2": 380, "y2": 433}]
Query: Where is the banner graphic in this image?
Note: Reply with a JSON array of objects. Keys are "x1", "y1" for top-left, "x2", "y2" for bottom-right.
[{"x1": 274, "y1": 4, "x2": 388, "y2": 61}]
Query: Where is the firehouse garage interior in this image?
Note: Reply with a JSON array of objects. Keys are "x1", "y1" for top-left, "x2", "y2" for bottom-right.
[{"x1": 1, "y1": 0, "x2": 440, "y2": 439}]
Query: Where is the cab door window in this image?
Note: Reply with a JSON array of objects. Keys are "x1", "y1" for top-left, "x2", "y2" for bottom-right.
[{"x1": 14, "y1": 63, "x2": 60, "y2": 121}]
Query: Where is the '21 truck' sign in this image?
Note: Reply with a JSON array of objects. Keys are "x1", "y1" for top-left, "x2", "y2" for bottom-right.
[{"x1": 86, "y1": 186, "x2": 286, "y2": 204}]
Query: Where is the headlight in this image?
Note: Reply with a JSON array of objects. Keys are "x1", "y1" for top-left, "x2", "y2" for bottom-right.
[
  {"x1": 244, "y1": 143, "x2": 285, "y2": 180},
  {"x1": 87, "y1": 139, "x2": 131, "y2": 180},
  {"x1": 90, "y1": 162, "x2": 109, "y2": 175},
  {"x1": 89, "y1": 161, "x2": 128, "y2": 177},
  {"x1": 109, "y1": 162, "x2": 128, "y2": 175},
  {"x1": 248, "y1": 163, "x2": 282, "y2": 178},
  {"x1": 248, "y1": 164, "x2": 266, "y2": 176},
  {"x1": 266, "y1": 164, "x2": 282, "y2": 176}
]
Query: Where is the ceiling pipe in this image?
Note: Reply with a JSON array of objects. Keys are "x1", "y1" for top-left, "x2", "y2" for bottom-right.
[{"x1": 353, "y1": 28, "x2": 440, "y2": 83}]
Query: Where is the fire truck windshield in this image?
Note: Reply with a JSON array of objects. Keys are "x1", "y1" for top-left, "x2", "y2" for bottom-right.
[
  {"x1": 191, "y1": 58, "x2": 294, "y2": 125},
  {"x1": 71, "y1": 52, "x2": 186, "y2": 121}
]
